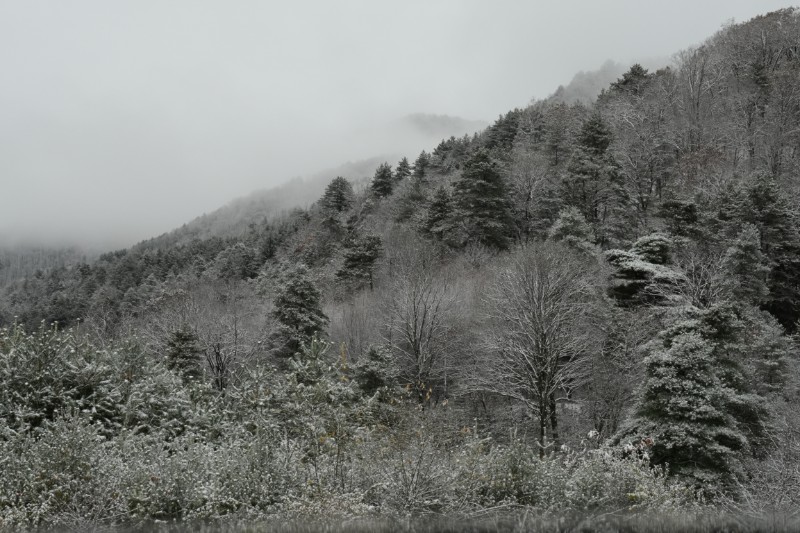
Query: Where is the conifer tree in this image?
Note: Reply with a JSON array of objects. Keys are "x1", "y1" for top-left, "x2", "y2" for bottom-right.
[
  {"x1": 337, "y1": 234, "x2": 382, "y2": 290},
  {"x1": 394, "y1": 157, "x2": 411, "y2": 183},
  {"x1": 272, "y1": 264, "x2": 328, "y2": 357},
  {"x1": 453, "y1": 150, "x2": 513, "y2": 250},
  {"x1": 548, "y1": 207, "x2": 596, "y2": 254},
  {"x1": 166, "y1": 325, "x2": 203, "y2": 381},
  {"x1": 412, "y1": 151, "x2": 430, "y2": 182},
  {"x1": 721, "y1": 224, "x2": 770, "y2": 305},
  {"x1": 320, "y1": 176, "x2": 354, "y2": 213},
  {"x1": 371, "y1": 163, "x2": 394, "y2": 198},
  {"x1": 621, "y1": 305, "x2": 768, "y2": 490},
  {"x1": 421, "y1": 186, "x2": 454, "y2": 241},
  {"x1": 733, "y1": 173, "x2": 800, "y2": 330},
  {"x1": 561, "y1": 113, "x2": 627, "y2": 246}
]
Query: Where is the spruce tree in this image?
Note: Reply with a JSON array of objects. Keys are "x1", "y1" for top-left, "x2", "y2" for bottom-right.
[
  {"x1": 394, "y1": 157, "x2": 411, "y2": 183},
  {"x1": 272, "y1": 264, "x2": 328, "y2": 357},
  {"x1": 453, "y1": 150, "x2": 513, "y2": 250},
  {"x1": 371, "y1": 162, "x2": 394, "y2": 198}
]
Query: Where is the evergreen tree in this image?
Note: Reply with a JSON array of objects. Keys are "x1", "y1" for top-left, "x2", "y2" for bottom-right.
[
  {"x1": 412, "y1": 151, "x2": 431, "y2": 182},
  {"x1": 371, "y1": 162, "x2": 394, "y2": 198},
  {"x1": 420, "y1": 186, "x2": 454, "y2": 241},
  {"x1": 561, "y1": 113, "x2": 627, "y2": 246},
  {"x1": 621, "y1": 305, "x2": 768, "y2": 490},
  {"x1": 548, "y1": 207, "x2": 596, "y2": 255},
  {"x1": 453, "y1": 150, "x2": 513, "y2": 250},
  {"x1": 337, "y1": 234, "x2": 382, "y2": 290},
  {"x1": 166, "y1": 325, "x2": 203, "y2": 381},
  {"x1": 354, "y1": 345, "x2": 397, "y2": 396},
  {"x1": 721, "y1": 224, "x2": 770, "y2": 305},
  {"x1": 732, "y1": 173, "x2": 800, "y2": 330},
  {"x1": 394, "y1": 157, "x2": 411, "y2": 183},
  {"x1": 320, "y1": 176, "x2": 354, "y2": 213},
  {"x1": 272, "y1": 264, "x2": 329, "y2": 357},
  {"x1": 610, "y1": 63, "x2": 651, "y2": 95}
]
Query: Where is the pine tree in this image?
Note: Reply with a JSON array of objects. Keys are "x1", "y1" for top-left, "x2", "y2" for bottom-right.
[
  {"x1": 412, "y1": 151, "x2": 430, "y2": 182},
  {"x1": 561, "y1": 113, "x2": 627, "y2": 246},
  {"x1": 453, "y1": 150, "x2": 513, "y2": 250},
  {"x1": 272, "y1": 264, "x2": 329, "y2": 357},
  {"x1": 394, "y1": 157, "x2": 411, "y2": 183},
  {"x1": 320, "y1": 176, "x2": 354, "y2": 213},
  {"x1": 336, "y1": 234, "x2": 382, "y2": 290},
  {"x1": 420, "y1": 186, "x2": 453, "y2": 241},
  {"x1": 371, "y1": 162, "x2": 394, "y2": 198}
]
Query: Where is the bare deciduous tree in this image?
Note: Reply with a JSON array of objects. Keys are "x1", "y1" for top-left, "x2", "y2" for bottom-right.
[{"x1": 477, "y1": 242, "x2": 595, "y2": 456}]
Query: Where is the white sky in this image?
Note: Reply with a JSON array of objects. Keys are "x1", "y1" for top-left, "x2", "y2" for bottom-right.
[{"x1": 0, "y1": 0, "x2": 792, "y2": 247}]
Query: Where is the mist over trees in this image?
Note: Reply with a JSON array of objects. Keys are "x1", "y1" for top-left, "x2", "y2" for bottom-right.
[{"x1": 2, "y1": 9, "x2": 800, "y2": 530}]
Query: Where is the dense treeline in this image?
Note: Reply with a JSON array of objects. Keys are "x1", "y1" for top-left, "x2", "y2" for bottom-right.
[{"x1": 2, "y1": 9, "x2": 800, "y2": 529}]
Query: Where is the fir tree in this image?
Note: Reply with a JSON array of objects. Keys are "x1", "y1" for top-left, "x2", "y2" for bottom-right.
[
  {"x1": 621, "y1": 305, "x2": 768, "y2": 490},
  {"x1": 421, "y1": 186, "x2": 454, "y2": 241},
  {"x1": 561, "y1": 113, "x2": 627, "y2": 246},
  {"x1": 336, "y1": 234, "x2": 382, "y2": 290},
  {"x1": 371, "y1": 162, "x2": 394, "y2": 198},
  {"x1": 320, "y1": 176, "x2": 354, "y2": 213},
  {"x1": 733, "y1": 173, "x2": 800, "y2": 330},
  {"x1": 548, "y1": 207, "x2": 596, "y2": 254},
  {"x1": 453, "y1": 150, "x2": 513, "y2": 250},
  {"x1": 272, "y1": 264, "x2": 329, "y2": 357},
  {"x1": 165, "y1": 325, "x2": 203, "y2": 381},
  {"x1": 394, "y1": 157, "x2": 411, "y2": 183},
  {"x1": 412, "y1": 151, "x2": 430, "y2": 182},
  {"x1": 721, "y1": 224, "x2": 770, "y2": 305}
]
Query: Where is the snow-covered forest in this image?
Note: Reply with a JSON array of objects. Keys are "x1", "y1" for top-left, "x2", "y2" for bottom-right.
[{"x1": 2, "y1": 7, "x2": 800, "y2": 532}]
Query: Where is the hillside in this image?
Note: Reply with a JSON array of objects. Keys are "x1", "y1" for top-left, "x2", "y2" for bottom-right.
[{"x1": 2, "y1": 9, "x2": 800, "y2": 529}]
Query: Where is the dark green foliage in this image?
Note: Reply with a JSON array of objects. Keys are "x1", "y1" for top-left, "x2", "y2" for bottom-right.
[
  {"x1": 610, "y1": 63, "x2": 651, "y2": 95},
  {"x1": 420, "y1": 186, "x2": 454, "y2": 241},
  {"x1": 453, "y1": 150, "x2": 513, "y2": 250},
  {"x1": 660, "y1": 200, "x2": 700, "y2": 237},
  {"x1": 272, "y1": 264, "x2": 328, "y2": 357},
  {"x1": 720, "y1": 224, "x2": 770, "y2": 305},
  {"x1": 354, "y1": 345, "x2": 397, "y2": 395},
  {"x1": 166, "y1": 325, "x2": 203, "y2": 381},
  {"x1": 337, "y1": 234, "x2": 382, "y2": 290},
  {"x1": 320, "y1": 176, "x2": 354, "y2": 213},
  {"x1": 394, "y1": 157, "x2": 411, "y2": 183},
  {"x1": 412, "y1": 150, "x2": 431, "y2": 182},
  {"x1": 561, "y1": 113, "x2": 627, "y2": 246},
  {"x1": 371, "y1": 162, "x2": 394, "y2": 198},
  {"x1": 731, "y1": 174, "x2": 800, "y2": 330},
  {"x1": 484, "y1": 108, "x2": 522, "y2": 154},
  {"x1": 622, "y1": 305, "x2": 770, "y2": 490}
]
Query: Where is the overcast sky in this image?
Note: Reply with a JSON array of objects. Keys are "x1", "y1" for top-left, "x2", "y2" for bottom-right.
[{"x1": 0, "y1": 1, "x2": 792, "y2": 248}]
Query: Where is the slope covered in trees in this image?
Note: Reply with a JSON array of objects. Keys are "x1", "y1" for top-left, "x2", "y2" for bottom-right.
[{"x1": 2, "y1": 9, "x2": 800, "y2": 529}]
